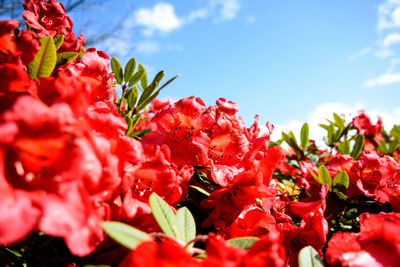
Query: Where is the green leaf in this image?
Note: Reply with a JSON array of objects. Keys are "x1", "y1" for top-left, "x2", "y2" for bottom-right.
[
  {"x1": 333, "y1": 112, "x2": 346, "y2": 130},
  {"x1": 137, "y1": 71, "x2": 164, "y2": 110},
  {"x1": 327, "y1": 124, "x2": 335, "y2": 144},
  {"x1": 102, "y1": 221, "x2": 151, "y2": 250},
  {"x1": 157, "y1": 74, "x2": 179, "y2": 91},
  {"x1": 298, "y1": 246, "x2": 324, "y2": 267},
  {"x1": 124, "y1": 115, "x2": 134, "y2": 135},
  {"x1": 377, "y1": 140, "x2": 388, "y2": 154},
  {"x1": 351, "y1": 135, "x2": 365, "y2": 159},
  {"x1": 338, "y1": 139, "x2": 351, "y2": 155},
  {"x1": 54, "y1": 35, "x2": 64, "y2": 50},
  {"x1": 128, "y1": 67, "x2": 145, "y2": 86},
  {"x1": 176, "y1": 207, "x2": 196, "y2": 247},
  {"x1": 227, "y1": 237, "x2": 259, "y2": 250},
  {"x1": 318, "y1": 165, "x2": 332, "y2": 190},
  {"x1": 332, "y1": 171, "x2": 349, "y2": 193},
  {"x1": 300, "y1": 123, "x2": 309, "y2": 150},
  {"x1": 189, "y1": 185, "x2": 210, "y2": 197},
  {"x1": 56, "y1": 52, "x2": 78, "y2": 66},
  {"x1": 140, "y1": 64, "x2": 148, "y2": 88},
  {"x1": 27, "y1": 36, "x2": 57, "y2": 79},
  {"x1": 111, "y1": 57, "x2": 123, "y2": 84},
  {"x1": 319, "y1": 124, "x2": 329, "y2": 130},
  {"x1": 79, "y1": 46, "x2": 86, "y2": 58},
  {"x1": 149, "y1": 193, "x2": 179, "y2": 238},
  {"x1": 124, "y1": 58, "x2": 136, "y2": 82},
  {"x1": 125, "y1": 86, "x2": 138, "y2": 110},
  {"x1": 307, "y1": 168, "x2": 319, "y2": 182},
  {"x1": 129, "y1": 129, "x2": 152, "y2": 139},
  {"x1": 389, "y1": 135, "x2": 400, "y2": 153}
]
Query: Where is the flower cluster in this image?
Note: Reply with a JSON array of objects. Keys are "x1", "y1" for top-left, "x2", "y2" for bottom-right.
[{"x1": 1, "y1": 1, "x2": 400, "y2": 266}]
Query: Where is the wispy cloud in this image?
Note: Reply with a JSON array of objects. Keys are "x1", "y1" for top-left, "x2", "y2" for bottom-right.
[
  {"x1": 186, "y1": 8, "x2": 209, "y2": 23},
  {"x1": 383, "y1": 32, "x2": 400, "y2": 46},
  {"x1": 354, "y1": 1, "x2": 400, "y2": 86},
  {"x1": 364, "y1": 72, "x2": 400, "y2": 87},
  {"x1": 348, "y1": 47, "x2": 372, "y2": 61}
]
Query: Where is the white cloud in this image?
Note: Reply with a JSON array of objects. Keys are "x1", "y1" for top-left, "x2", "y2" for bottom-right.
[
  {"x1": 364, "y1": 72, "x2": 400, "y2": 87},
  {"x1": 383, "y1": 32, "x2": 400, "y2": 46},
  {"x1": 211, "y1": 0, "x2": 240, "y2": 21},
  {"x1": 377, "y1": 0, "x2": 400, "y2": 29},
  {"x1": 133, "y1": 3, "x2": 183, "y2": 36},
  {"x1": 268, "y1": 102, "x2": 400, "y2": 146},
  {"x1": 135, "y1": 41, "x2": 160, "y2": 54}
]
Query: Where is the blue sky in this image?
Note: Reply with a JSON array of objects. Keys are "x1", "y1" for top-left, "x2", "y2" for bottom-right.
[{"x1": 73, "y1": 0, "x2": 400, "y2": 140}]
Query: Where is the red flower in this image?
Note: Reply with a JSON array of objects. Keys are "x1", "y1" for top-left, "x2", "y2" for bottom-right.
[
  {"x1": 0, "y1": 151, "x2": 41, "y2": 245},
  {"x1": 203, "y1": 233, "x2": 286, "y2": 267},
  {"x1": 0, "y1": 20, "x2": 19, "y2": 56},
  {"x1": 58, "y1": 32, "x2": 85, "y2": 53},
  {"x1": 277, "y1": 211, "x2": 328, "y2": 266},
  {"x1": 242, "y1": 233, "x2": 286, "y2": 267},
  {"x1": 203, "y1": 234, "x2": 247, "y2": 266},
  {"x1": 202, "y1": 170, "x2": 275, "y2": 228},
  {"x1": 0, "y1": 63, "x2": 37, "y2": 96},
  {"x1": 326, "y1": 212, "x2": 400, "y2": 267},
  {"x1": 0, "y1": 20, "x2": 40, "y2": 65},
  {"x1": 22, "y1": 0, "x2": 73, "y2": 37},
  {"x1": 222, "y1": 206, "x2": 276, "y2": 238},
  {"x1": 0, "y1": 96, "x2": 122, "y2": 255},
  {"x1": 350, "y1": 152, "x2": 400, "y2": 210},
  {"x1": 142, "y1": 96, "x2": 214, "y2": 168},
  {"x1": 119, "y1": 239, "x2": 200, "y2": 267},
  {"x1": 352, "y1": 110, "x2": 382, "y2": 137},
  {"x1": 63, "y1": 48, "x2": 115, "y2": 104}
]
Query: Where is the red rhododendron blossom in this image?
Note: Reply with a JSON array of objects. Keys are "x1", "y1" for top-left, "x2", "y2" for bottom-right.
[
  {"x1": 37, "y1": 70, "x2": 90, "y2": 115},
  {"x1": 203, "y1": 234, "x2": 247, "y2": 266},
  {"x1": 350, "y1": 152, "x2": 400, "y2": 210},
  {"x1": 352, "y1": 110, "x2": 382, "y2": 137},
  {"x1": 326, "y1": 212, "x2": 400, "y2": 267},
  {"x1": 0, "y1": 150, "x2": 41, "y2": 245},
  {"x1": 193, "y1": 98, "x2": 251, "y2": 186},
  {"x1": 204, "y1": 233, "x2": 286, "y2": 267},
  {"x1": 222, "y1": 205, "x2": 276, "y2": 238},
  {"x1": 0, "y1": 20, "x2": 19, "y2": 56},
  {"x1": 63, "y1": 48, "x2": 115, "y2": 104},
  {"x1": 202, "y1": 170, "x2": 275, "y2": 228},
  {"x1": 143, "y1": 96, "x2": 214, "y2": 167},
  {"x1": 58, "y1": 32, "x2": 85, "y2": 53},
  {"x1": 112, "y1": 145, "x2": 192, "y2": 230},
  {"x1": 288, "y1": 184, "x2": 328, "y2": 218},
  {"x1": 0, "y1": 96, "x2": 121, "y2": 255},
  {"x1": 0, "y1": 20, "x2": 40, "y2": 65},
  {"x1": 22, "y1": 0, "x2": 73, "y2": 37},
  {"x1": 242, "y1": 232, "x2": 286, "y2": 267},
  {"x1": 0, "y1": 63, "x2": 37, "y2": 96},
  {"x1": 277, "y1": 211, "x2": 328, "y2": 266},
  {"x1": 119, "y1": 239, "x2": 200, "y2": 267}
]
